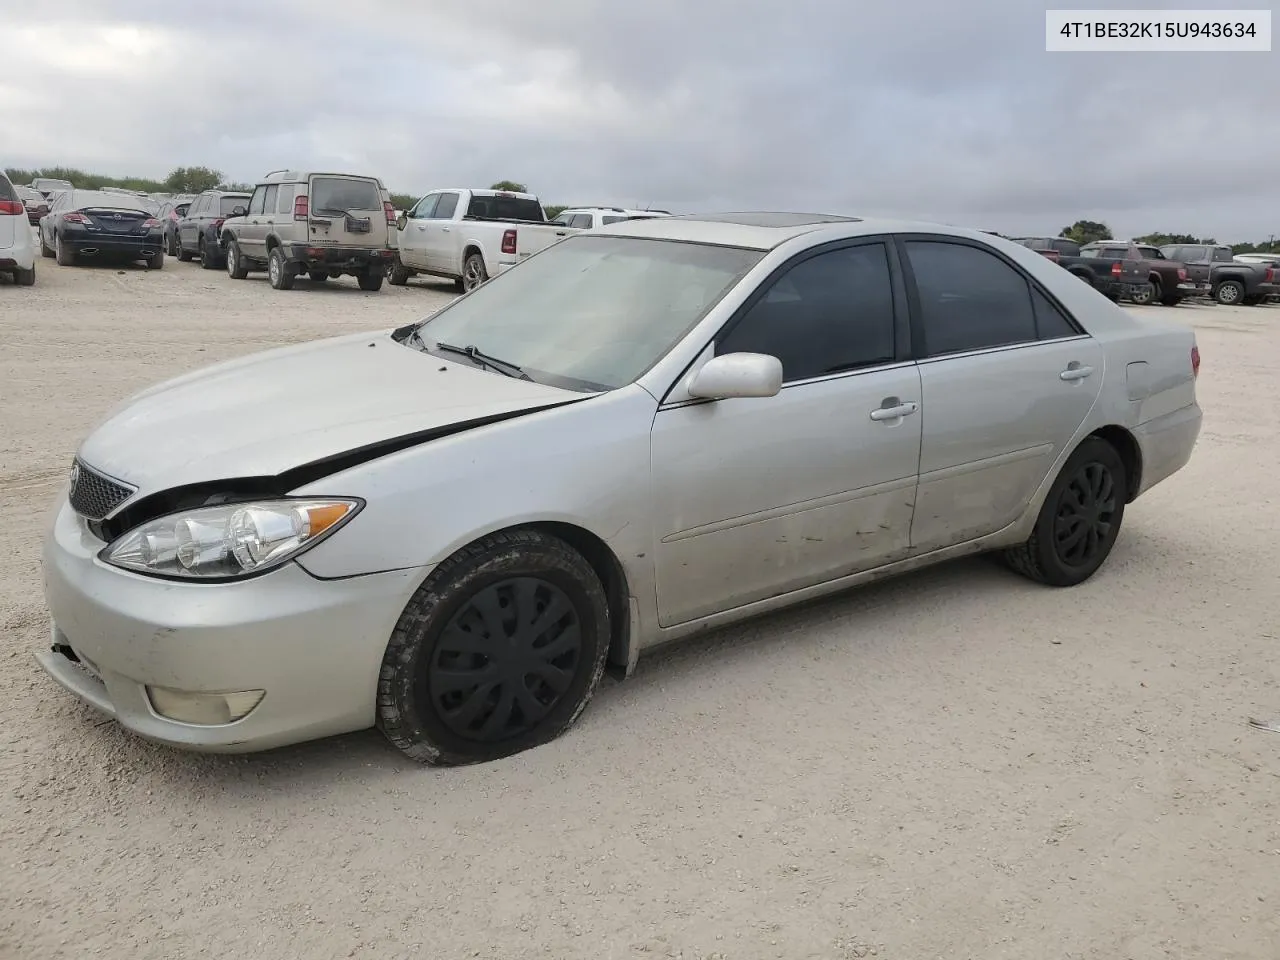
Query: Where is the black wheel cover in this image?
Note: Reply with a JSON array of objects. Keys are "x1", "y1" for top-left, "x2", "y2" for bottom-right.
[
  {"x1": 422, "y1": 577, "x2": 582, "y2": 743},
  {"x1": 1053, "y1": 461, "x2": 1117, "y2": 568}
]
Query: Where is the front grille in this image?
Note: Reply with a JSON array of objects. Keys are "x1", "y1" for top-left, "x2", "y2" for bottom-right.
[{"x1": 68, "y1": 458, "x2": 136, "y2": 520}]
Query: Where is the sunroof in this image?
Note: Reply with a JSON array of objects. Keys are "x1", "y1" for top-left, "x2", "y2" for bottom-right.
[{"x1": 676, "y1": 212, "x2": 861, "y2": 228}]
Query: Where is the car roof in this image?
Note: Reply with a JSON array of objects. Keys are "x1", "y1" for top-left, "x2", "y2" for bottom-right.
[{"x1": 591, "y1": 212, "x2": 1014, "y2": 251}]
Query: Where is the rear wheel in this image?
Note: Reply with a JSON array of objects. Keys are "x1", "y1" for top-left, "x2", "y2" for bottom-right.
[
  {"x1": 199, "y1": 238, "x2": 219, "y2": 270},
  {"x1": 40, "y1": 232, "x2": 54, "y2": 259},
  {"x1": 54, "y1": 232, "x2": 74, "y2": 266},
  {"x1": 307, "y1": 270, "x2": 328, "y2": 282},
  {"x1": 1129, "y1": 280, "x2": 1156, "y2": 305},
  {"x1": 461, "y1": 252, "x2": 488, "y2": 292},
  {"x1": 226, "y1": 239, "x2": 249, "y2": 280},
  {"x1": 14, "y1": 265, "x2": 35, "y2": 286},
  {"x1": 357, "y1": 268, "x2": 384, "y2": 292},
  {"x1": 145, "y1": 250, "x2": 164, "y2": 270},
  {"x1": 167, "y1": 231, "x2": 178, "y2": 257},
  {"x1": 267, "y1": 246, "x2": 295, "y2": 290},
  {"x1": 389, "y1": 260, "x2": 411, "y2": 286},
  {"x1": 1214, "y1": 279, "x2": 1244, "y2": 305},
  {"x1": 1002, "y1": 436, "x2": 1127, "y2": 587},
  {"x1": 376, "y1": 529, "x2": 610, "y2": 766}
]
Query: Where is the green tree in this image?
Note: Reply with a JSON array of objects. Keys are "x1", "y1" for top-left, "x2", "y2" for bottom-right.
[
  {"x1": 164, "y1": 166, "x2": 224, "y2": 193},
  {"x1": 544, "y1": 205, "x2": 567, "y2": 220},
  {"x1": 1133, "y1": 232, "x2": 1215, "y2": 246},
  {"x1": 389, "y1": 192, "x2": 418, "y2": 210},
  {"x1": 1059, "y1": 220, "x2": 1112, "y2": 244},
  {"x1": 218, "y1": 181, "x2": 254, "y2": 192},
  {"x1": 490, "y1": 180, "x2": 528, "y2": 193}
]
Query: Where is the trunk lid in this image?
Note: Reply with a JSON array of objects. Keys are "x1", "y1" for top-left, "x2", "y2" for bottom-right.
[
  {"x1": 81, "y1": 207, "x2": 152, "y2": 235},
  {"x1": 306, "y1": 175, "x2": 390, "y2": 250}
]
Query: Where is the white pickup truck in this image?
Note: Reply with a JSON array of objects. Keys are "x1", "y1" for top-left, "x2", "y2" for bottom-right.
[{"x1": 390, "y1": 188, "x2": 571, "y2": 292}]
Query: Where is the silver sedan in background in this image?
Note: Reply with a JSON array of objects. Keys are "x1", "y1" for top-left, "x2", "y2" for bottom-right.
[{"x1": 38, "y1": 212, "x2": 1202, "y2": 765}]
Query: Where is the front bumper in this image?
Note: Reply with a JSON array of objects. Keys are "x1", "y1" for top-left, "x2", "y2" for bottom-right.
[
  {"x1": 285, "y1": 243, "x2": 394, "y2": 273},
  {"x1": 1175, "y1": 281, "x2": 1212, "y2": 298},
  {"x1": 38, "y1": 501, "x2": 429, "y2": 753}
]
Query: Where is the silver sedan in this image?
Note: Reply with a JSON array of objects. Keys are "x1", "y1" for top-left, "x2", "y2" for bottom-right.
[{"x1": 38, "y1": 212, "x2": 1203, "y2": 765}]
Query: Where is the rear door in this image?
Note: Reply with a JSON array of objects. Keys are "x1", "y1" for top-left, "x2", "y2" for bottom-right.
[
  {"x1": 900, "y1": 236, "x2": 1104, "y2": 553},
  {"x1": 307, "y1": 175, "x2": 388, "y2": 251},
  {"x1": 0, "y1": 174, "x2": 18, "y2": 249}
]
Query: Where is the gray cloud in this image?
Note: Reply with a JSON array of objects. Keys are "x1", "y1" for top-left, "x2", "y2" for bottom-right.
[{"x1": 4, "y1": 0, "x2": 1277, "y2": 241}]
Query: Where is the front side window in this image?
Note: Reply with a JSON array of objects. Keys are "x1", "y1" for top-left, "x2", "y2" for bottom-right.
[
  {"x1": 410, "y1": 194, "x2": 438, "y2": 219},
  {"x1": 411, "y1": 235, "x2": 763, "y2": 391},
  {"x1": 248, "y1": 187, "x2": 267, "y2": 216},
  {"x1": 569, "y1": 214, "x2": 593, "y2": 229},
  {"x1": 718, "y1": 243, "x2": 897, "y2": 382},
  {"x1": 904, "y1": 240, "x2": 1038, "y2": 357}
]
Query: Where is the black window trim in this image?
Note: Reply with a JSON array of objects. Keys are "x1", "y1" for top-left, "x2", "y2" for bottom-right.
[
  {"x1": 658, "y1": 234, "x2": 914, "y2": 408},
  {"x1": 892, "y1": 233, "x2": 1089, "y2": 364}
]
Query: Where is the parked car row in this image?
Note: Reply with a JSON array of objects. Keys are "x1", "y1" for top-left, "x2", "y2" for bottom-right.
[{"x1": 1011, "y1": 235, "x2": 1278, "y2": 307}]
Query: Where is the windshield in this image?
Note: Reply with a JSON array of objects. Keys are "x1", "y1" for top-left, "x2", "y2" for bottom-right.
[
  {"x1": 310, "y1": 177, "x2": 381, "y2": 212},
  {"x1": 411, "y1": 235, "x2": 764, "y2": 391}
]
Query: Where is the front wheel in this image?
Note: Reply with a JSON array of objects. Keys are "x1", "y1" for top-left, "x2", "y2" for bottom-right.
[
  {"x1": 357, "y1": 268, "x2": 384, "y2": 292},
  {"x1": 167, "y1": 231, "x2": 178, "y2": 257},
  {"x1": 376, "y1": 529, "x2": 611, "y2": 766},
  {"x1": 226, "y1": 239, "x2": 249, "y2": 280},
  {"x1": 177, "y1": 235, "x2": 193, "y2": 261},
  {"x1": 1001, "y1": 437, "x2": 1127, "y2": 587},
  {"x1": 461, "y1": 252, "x2": 488, "y2": 292},
  {"x1": 40, "y1": 232, "x2": 54, "y2": 258},
  {"x1": 54, "y1": 232, "x2": 74, "y2": 266},
  {"x1": 14, "y1": 265, "x2": 35, "y2": 286}
]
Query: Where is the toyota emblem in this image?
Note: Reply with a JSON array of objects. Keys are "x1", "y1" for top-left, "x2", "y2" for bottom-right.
[{"x1": 68, "y1": 462, "x2": 81, "y2": 496}]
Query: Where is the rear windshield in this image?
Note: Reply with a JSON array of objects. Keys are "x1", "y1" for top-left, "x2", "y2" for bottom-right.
[
  {"x1": 219, "y1": 196, "x2": 248, "y2": 216},
  {"x1": 465, "y1": 194, "x2": 545, "y2": 222},
  {"x1": 73, "y1": 191, "x2": 151, "y2": 212},
  {"x1": 310, "y1": 177, "x2": 381, "y2": 213}
]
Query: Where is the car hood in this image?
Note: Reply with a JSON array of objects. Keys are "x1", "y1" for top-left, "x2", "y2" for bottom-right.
[{"x1": 77, "y1": 330, "x2": 581, "y2": 495}]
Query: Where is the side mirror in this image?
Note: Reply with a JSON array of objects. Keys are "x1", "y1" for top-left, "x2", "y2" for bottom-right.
[
  {"x1": 396, "y1": 213, "x2": 408, "y2": 231},
  {"x1": 686, "y1": 352, "x2": 782, "y2": 400},
  {"x1": 230, "y1": 205, "x2": 247, "y2": 217}
]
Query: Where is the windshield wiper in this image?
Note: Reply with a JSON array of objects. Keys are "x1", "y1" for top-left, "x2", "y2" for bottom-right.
[{"x1": 431, "y1": 340, "x2": 532, "y2": 381}]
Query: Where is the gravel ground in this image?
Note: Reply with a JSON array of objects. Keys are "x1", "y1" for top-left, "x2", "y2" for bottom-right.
[{"x1": 2, "y1": 250, "x2": 1279, "y2": 960}]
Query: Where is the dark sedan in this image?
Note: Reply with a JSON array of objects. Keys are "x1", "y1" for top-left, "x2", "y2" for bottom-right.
[{"x1": 40, "y1": 190, "x2": 166, "y2": 269}]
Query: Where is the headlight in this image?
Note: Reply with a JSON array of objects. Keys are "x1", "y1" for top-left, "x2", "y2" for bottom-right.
[{"x1": 101, "y1": 498, "x2": 361, "y2": 580}]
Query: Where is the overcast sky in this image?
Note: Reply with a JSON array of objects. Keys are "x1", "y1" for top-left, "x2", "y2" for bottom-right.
[{"x1": 3, "y1": 0, "x2": 1276, "y2": 241}]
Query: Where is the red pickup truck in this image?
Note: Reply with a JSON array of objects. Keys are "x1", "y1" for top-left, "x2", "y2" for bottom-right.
[{"x1": 1078, "y1": 241, "x2": 1210, "y2": 306}]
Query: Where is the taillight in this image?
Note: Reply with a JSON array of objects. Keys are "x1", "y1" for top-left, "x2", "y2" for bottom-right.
[
  {"x1": 1266, "y1": 267, "x2": 1275, "y2": 282},
  {"x1": 0, "y1": 199, "x2": 24, "y2": 216},
  {"x1": 63, "y1": 212, "x2": 90, "y2": 223},
  {"x1": 1043, "y1": 250, "x2": 1060, "y2": 261},
  {"x1": 1191, "y1": 345, "x2": 1200, "y2": 378},
  {"x1": 141, "y1": 218, "x2": 160, "y2": 228},
  {"x1": 500, "y1": 229, "x2": 517, "y2": 255},
  {"x1": 213, "y1": 218, "x2": 225, "y2": 231},
  {"x1": 383, "y1": 201, "x2": 395, "y2": 224},
  {"x1": 1177, "y1": 267, "x2": 1187, "y2": 280},
  {"x1": 1111, "y1": 262, "x2": 1122, "y2": 276},
  {"x1": 294, "y1": 196, "x2": 308, "y2": 220}
]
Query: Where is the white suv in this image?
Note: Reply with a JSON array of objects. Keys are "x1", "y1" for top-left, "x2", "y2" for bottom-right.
[
  {"x1": 0, "y1": 171, "x2": 37, "y2": 285},
  {"x1": 550, "y1": 207, "x2": 672, "y2": 230},
  {"x1": 218, "y1": 170, "x2": 396, "y2": 291}
]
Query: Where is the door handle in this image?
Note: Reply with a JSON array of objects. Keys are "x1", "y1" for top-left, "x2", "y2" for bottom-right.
[
  {"x1": 441, "y1": 227, "x2": 451, "y2": 232},
  {"x1": 555, "y1": 231, "x2": 567, "y2": 236},
  {"x1": 869, "y1": 401, "x2": 919, "y2": 421},
  {"x1": 416, "y1": 224, "x2": 427, "y2": 231},
  {"x1": 251, "y1": 220, "x2": 259, "y2": 225},
  {"x1": 1060, "y1": 365, "x2": 1094, "y2": 381}
]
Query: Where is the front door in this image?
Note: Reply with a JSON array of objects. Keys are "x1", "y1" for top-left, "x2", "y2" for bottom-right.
[
  {"x1": 397, "y1": 193, "x2": 437, "y2": 269},
  {"x1": 422, "y1": 191, "x2": 460, "y2": 272},
  {"x1": 898, "y1": 237, "x2": 1105, "y2": 553},
  {"x1": 650, "y1": 239, "x2": 923, "y2": 626},
  {"x1": 237, "y1": 185, "x2": 269, "y2": 259}
]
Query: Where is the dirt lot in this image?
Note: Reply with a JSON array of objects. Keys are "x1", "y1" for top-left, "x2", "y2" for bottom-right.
[{"x1": 2, "y1": 250, "x2": 1279, "y2": 960}]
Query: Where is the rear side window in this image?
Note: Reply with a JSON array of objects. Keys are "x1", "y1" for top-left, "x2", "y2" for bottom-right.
[
  {"x1": 310, "y1": 177, "x2": 381, "y2": 213},
  {"x1": 433, "y1": 192, "x2": 459, "y2": 219},
  {"x1": 904, "y1": 240, "x2": 1038, "y2": 357},
  {"x1": 1031, "y1": 288, "x2": 1079, "y2": 339},
  {"x1": 175, "y1": 203, "x2": 191, "y2": 217},
  {"x1": 262, "y1": 185, "x2": 278, "y2": 214},
  {"x1": 1052, "y1": 238, "x2": 1081, "y2": 256},
  {"x1": 275, "y1": 188, "x2": 294, "y2": 215},
  {"x1": 0, "y1": 174, "x2": 15, "y2": 202},
  {"x1": 1137, "y1": 246, "x2": 1164, "y2": 259},
  {"x1": 1212, "y1": 246, "x2": 1235, "y2": 262},
  {"x1": 719, "y1": 242, "x2": 897, "y2": 382}
]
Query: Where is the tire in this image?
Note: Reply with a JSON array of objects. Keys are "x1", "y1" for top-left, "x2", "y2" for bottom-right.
[
  {"x1": 14, "y1": 265, "x2": 35, "y2": 286},
  {"x1": 461, "y1": 252, "x2": 488, "y2": 292},
  {"x1": 199, "y1": 238, "x2": 219, "y2": 270},
  {"x1": 307, "y1": 270, "x2": 328, "y2": 282},
  {"x1": 388, "y1": 261, "x2": 411, "y2": 286},
  {"x1": 1129, "y1": 280, "x2": 1155, "y2": 306},
  {"x1": 226, "y1": 239, "x2": 249, "y2": 280},
  {"x1": 267, "y1": 246, "x2": 295, "y2": 290},
  {"x1": 54, "y1": 232, "x2": 74, "y2": 266},
  {"x1": 167, "y1": 231, "x2": 178, "y2": 257},
  {"x1": 1001, "y1": 436, "x2": 1127, "y2": 587},
  {"x1": 177, "y1": 235, "x2": 193, "y2": 262},
  {"x1": 1159, "y1": 294, "x2": 1181, "y2": 307},
  {"x1": 1214, "y1": 280, "x2": 1244, "y2": 305},
  {"x1": 376, "y1": 529, "x2": 610, "y2": 766},
  {"x1": 145, "y1": 250, "x2": 164, "y2": 270},
  {"x1": 357, "y1": 268, "x2": 384, "y2": 292},
  {"x1": 40, "y1": 232, "x2": 54, "y2": 259}
]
